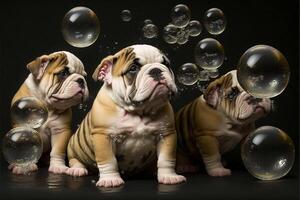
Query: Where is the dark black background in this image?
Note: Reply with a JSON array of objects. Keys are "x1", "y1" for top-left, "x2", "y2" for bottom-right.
[{"x1": 0, "y1": 0, "x2": 299, "y2": 199}]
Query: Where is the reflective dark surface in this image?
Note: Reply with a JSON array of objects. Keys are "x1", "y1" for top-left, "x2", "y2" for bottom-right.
[{"x1": 0, "y1": 163, "x2": 298, "y2": 200}]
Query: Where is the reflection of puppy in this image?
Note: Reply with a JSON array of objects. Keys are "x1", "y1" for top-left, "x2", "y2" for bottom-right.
[
  {"x1": 10, "y1": 51, "x2": 89, "y2": 175},
  {"x1": 67, "y1": 44, "x2": 186, "y2": 187},
  {"x1": 176, "y1": 70, "x2": 271, "y2": 177}
]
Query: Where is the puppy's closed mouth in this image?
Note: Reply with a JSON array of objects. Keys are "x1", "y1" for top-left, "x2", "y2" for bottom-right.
[
  {"x1": 130, "y1": 83, "x2": 173, "y2": 106},
  {"x1": 51, "y1": 90, "x2": 84, "y2": 101}
]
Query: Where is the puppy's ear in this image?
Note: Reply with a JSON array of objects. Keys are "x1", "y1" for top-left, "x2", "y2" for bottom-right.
[
  {"x1": 92, "y1": 55, "x2": 115, "y2": 84},
  {"x1": 204, "y1": 73, "x2": 232, "y2": 107},
  {"x1": 26, "y1": 55, "x2": 51, "y2": 80}
]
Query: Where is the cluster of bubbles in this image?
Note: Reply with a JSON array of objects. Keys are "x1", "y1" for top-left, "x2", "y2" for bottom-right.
[
  {"x1": 163, "y1": 4, "x2": 202, "y2": 45},
  {"x1": 177, "y1": 38, "x2": 225, "y2": 87},
  {"x1": 2, "y1": 97, "x2": 47, "y2": 173},
  {"x1": 241, "y1": 126, "x2": 295, "y2": 180},
  {"x1": 237, "y1": 45, "x2": 290, "y2": 99},
  {"x1": 62, "y1": 6, "x2": 100, "y2": 48}
]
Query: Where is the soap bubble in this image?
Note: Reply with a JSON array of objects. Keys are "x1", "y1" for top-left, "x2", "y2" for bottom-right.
[
  {"x1": 177, "y1": 63, "x2": 200, "y2": 85},
  {"x1": 121, "y1": 10, "x2": 132, "y2": 22},
  {"x1": 241, "y1": 126, "x2": 295, "y2": 180},
  {"x1": 208, "y1": 69, "x2": 219, "y2": 78},
  {"x1": 144, "y1": 19, "x2": 153, "y2": 25},
  {"x1": 188, "y1": 20, "x2": 202, "y2": 37},
  {"x1": 198, "y1": 70, "x2": 210, "y2": 81},
  {"x1": 194, "y1": 38, "x2": 225, "y2": 70},
  {"x1": 11, "y1": 97, "x2": 48, "y2": 129},
  {"x1": 62, "y1": 6, "x2": 100, "y2": 48},
  {"x1": 171, "y1": 4, "x2": 191, "y2": 28},
  {"x1": 237, "y1": 45, "x2": 290, "y2": 98},
  {"x1": 2, "y1": 127, "x2": 43, "y2": 167},
  {"x1": 203, "y1": 8, "x2": 226, "y2": 35},
  {"x1": 176, "y1": 27, "x2": 190, "y2": 45},
  {"x1": 143, "y1": 23, "x2": 158, "y2": 38},
  {"x1": 163, "y1": 24, "x2": 180, "y2": 44}
]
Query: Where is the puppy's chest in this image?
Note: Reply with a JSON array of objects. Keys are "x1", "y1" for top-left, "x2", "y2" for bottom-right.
[{"x1": 108, "y1": 114, "x2": 165, "y2": 173}]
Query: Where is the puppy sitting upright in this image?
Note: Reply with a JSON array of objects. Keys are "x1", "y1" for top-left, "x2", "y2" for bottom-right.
[
  {"x1": 11, "y1": 51, "x2": 89, "y2": 175},
  {"x1": 67, "y1": 44, "x2": 186, "y2": 187},
  {"x1": 176, "y1": 70, "x2": 271, "y2": 177}
]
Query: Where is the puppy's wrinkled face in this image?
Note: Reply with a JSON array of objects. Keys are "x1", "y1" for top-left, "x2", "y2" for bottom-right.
[
  {"x1": 93, "y1": 44, "x2": 177, "y2": 112},
  {"x1": 27, "y1": 51, "x2": 89, "y2": 110},
  {"x1": 204, "y1": 70, "x2": 271, "y2": 123}
]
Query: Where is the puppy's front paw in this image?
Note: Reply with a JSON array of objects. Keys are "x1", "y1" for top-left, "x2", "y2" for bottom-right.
[
  {"x1": 49, "y1": 165, "x2": 69, "y2": 174},
  {"x1": 8, "y1": 163, "x2": 38, "y2": 175},
  {"x1": 96, "y1": 175, "x2": 124, "y2": 188},
  {"x1": 207, "y1": 167, "x2": 231, "y2": 177},
  {"x1": 158, "y1": 174, "x2": 186, "y2": 185},
  {"x1": 66, "y1": 167, "x2": 88, "y2": 177}
]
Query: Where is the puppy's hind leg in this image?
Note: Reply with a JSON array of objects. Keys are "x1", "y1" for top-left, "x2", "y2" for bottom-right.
[
  {"x1": 66, "y1": 158, "x2": 88, "y2": 177},
  {"x1": 196, "y1": 135, "x2": 231, "y2": 177}
]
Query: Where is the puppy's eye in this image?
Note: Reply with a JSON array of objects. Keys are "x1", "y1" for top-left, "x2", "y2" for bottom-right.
[
  {"x1": 227, "y1": 87, "x2": 240, "y2": 101},
  {"x1": 128, "y1": 64, "x2": 140, "y2": 74},
  {"x1": 57, "y1": 67, "x2": 70, "y2": 79}
]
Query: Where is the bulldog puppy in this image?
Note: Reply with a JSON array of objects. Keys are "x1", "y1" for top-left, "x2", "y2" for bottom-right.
[
  {"x1": 10, "y1": 51, "x2": 89, "y2": 175},
  {"x1": 175, "y1": 70, "x2": 271, "y2": 177},
  {"x1": 67, "y1": 44, "x2": 186, "y2": 187}
]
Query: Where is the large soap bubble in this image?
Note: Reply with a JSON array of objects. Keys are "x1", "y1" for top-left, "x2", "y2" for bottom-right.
[
  {"x1": 203, "y1": 8, "x2": 226, "y2": 35},
  {"x1": 177, "y1": 63, "x2": 200, "y2": 85},
  {"x1": 237, "y1": 45, "x2": 290, "y2": 98},
  {"x1": 11, "y1": 97, "x2": 48, "y2": 129},
  {"x1": 171, "y1": 4, "x2": 191, "y2": 28},
  {"x1": 62, "y1": 6, "x2": 100, "y2": 48},
  {"x1": 2, "y1": 127, "x2": 43, "y2": 168},
  {"x1": 194, "y1": 38, "x2": 225, "y2": 70},
  {"x1": 188, "y1": 20, "x2": 202, "y2": 37},
  {"x1": 241, "y1": 126, "x2": 295, "y2": 180}
]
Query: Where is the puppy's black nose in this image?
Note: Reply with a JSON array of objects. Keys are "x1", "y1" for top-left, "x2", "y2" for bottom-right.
[
  {"x1": 149, "y1": 68, "x2": 163, "y2": 81},
  {"x1": 76, "y1": 78, "x2": 85, "y2": 88}
]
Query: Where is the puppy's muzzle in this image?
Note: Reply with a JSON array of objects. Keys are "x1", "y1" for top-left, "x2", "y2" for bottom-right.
[
  {"x1": 76, "y1": 78, "x2": 85, "y2": 89},
  {"x1": 149, "y1": 68, "x2": 163, "y2": 81}
]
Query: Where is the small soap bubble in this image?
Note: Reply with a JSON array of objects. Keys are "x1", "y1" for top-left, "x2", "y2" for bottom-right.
[
  {"x1": 62, "y1": 6, "x2": 100, "y2": 48},
  {"x1": 203, "y1": 8, "x2": 226, "y2": 35},
  {"x1": 194, "y1": 38, "x2": 225, "y2": 70},
  {"x1": 171, "y1": 4, "x2": 191, "y2": 28},
  {"x1": 144, "y1": 19, "x2": 153, "y2": 24},
  {"x1": 176, "y1": 27, "x2": 190, "y2": 45},
  {"x1": 208, "y1": 69, "x2": 219, "y2": 78},
  {"x1": 11, "y1": 97, "x2": 48, "y2": 129},
  {"x1": 241, "y1": 126, "x2": 295, "y2": 180},
  {"x1": 198, "y1": 70, "x2": 211, "y2": 81},
  {"x1": 188, "y1": 20, "x2": 202, "y2": 37},
  {"x1": 2, "y1": 127, "x2": 43, "y2": 167},
  {"x1": 237, "y1": 45, "x2": 290, "y2": 98},
  {"x1": 163, "y1": 24, "x2": 180, "y2": 44},
  {"x1": 143, "y1": 23, "x2": 158, "y2": 38},
  {"x1": 121, "y1": 9, "x2": 132, "y2": 22},
  {"x1": 177, "y1": 63, "x2": 200, "y2": 85}
]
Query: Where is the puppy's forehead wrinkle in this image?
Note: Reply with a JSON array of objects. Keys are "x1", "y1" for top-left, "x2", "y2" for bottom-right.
[
  {"x1": 112, "y1": 48, "x2": 135, "y2": 76},
  {"x1": 131, "y1": 45, "x2": 163, "y2": 65}
]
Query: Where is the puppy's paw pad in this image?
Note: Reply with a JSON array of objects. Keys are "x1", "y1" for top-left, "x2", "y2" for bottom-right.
[
  {"x1": 96, "y1": 176, "x2": 124, "y2": 188},
  {"x1": 9, "y1": 163, "x2": 38, "y2": 175},
  {"x1": 49, "y1": 165, "x2": 69, "y2": 174},
  {"x1": 158, "y1": 174, "x2": 186, "y2": 185},
  {"x1": 208, "y1": 167, "x2": 231, "y2": 177},
  {"x1": 66, "y1": 167, "x2": 88, "y2": 177}
]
